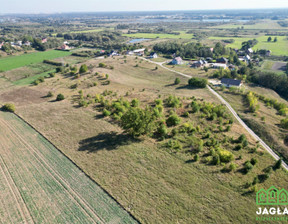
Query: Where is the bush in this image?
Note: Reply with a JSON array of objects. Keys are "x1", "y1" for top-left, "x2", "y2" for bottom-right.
[
  {"x1": 250, "y1": 158, "x2": 258, "y2": 165},
  {"x1": 166, "y1": 139, "x2": 182, "y2": 150},
  {"x1": 188, "y1": 77, "x2": 207, "y2": 88},
  {"x1": 174, "y1": 78, "x2": 180, "y2": 85},
  {"x1": 79, "y1": 64, "x2": 88, "y2": 74},
  {"x1": 244, "y1": 161, "x2": 254, "y2": 173},
  {"x1": 218, "y1": 149, "x2": 234, "y2": 163},
  {"x1": 56, "y1": 94, "x2": 65, "y2": 101},
  {"x1": 2, "y1": 103, "x2": 15, "y2": 112},
  {"x1": 47, "y1": 91, "x2": 53, "y2": 97},
  {"x1": 166, "y1": 114, "x2": 181, "y2": 127},
  {"x1": 99, "y1": 63, "x2": 106, "y2": 68},
  {"x1": 280, "y1": 118, "x2": 288, "y2": 129},
  {"x1": 131, "y1": 99, "x2": 140, "y2": 107},
  {"x1": 79, "y1": 100, "x2": 88, "y2": 107},
  {"x1": 103, "y1": 109, "x2": 111, "y2": 117},
  {"x1": 49, "y1": 72, "x2": 56, "y2": 78},
  {"x1": 274, "y1": 159, "x2": 282, "y2": 170},
  {"x1": 56, "y1": 67, "x2": 65, "y2": 73},
  {"x1": 229, "y1": 162, "x2": 237, "y2": 172},
  {"x1": 194, "y1": 154, "x2": 199, "y2": 161},
  {"x1": 156, "y1": 123, "x2": 168, "y2": 139}
]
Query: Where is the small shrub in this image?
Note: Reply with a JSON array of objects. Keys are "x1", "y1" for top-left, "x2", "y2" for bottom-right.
[
  {"x1": 166, "y1": 114, "x2": 181, "y2": 127},
  {"x1": 103, "y1": 109, "x2": 111, "y2": 117},
  {"x1": 250, "y1": 158, "x2": 258, "y2": 165},
  {"x1": 194, "y1": 154, "x2": 199, "y2": 161},
  {"x1": 274, "y1": 159, "x2": 282, "y2": 170},
  {"x1": 174, "y1": 78, "x2": 180, "y2": 85},
  {"x1": 244, "y1": 161, "x2": 254, "y2": 173},
  {"x1": 47, "y1": 91, "x2": 53, "y2": 97},
  {"x1": 56, "y1": 94, "x2": 65, "y2": 101},
  {"x1": 2, "y1": 103, "x2": 15, "y2": 112},
  {"x1": 229, "y1": 162, "x2": 237, "y2": 172}
]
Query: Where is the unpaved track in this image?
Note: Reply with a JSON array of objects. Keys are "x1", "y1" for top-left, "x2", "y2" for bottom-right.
[{"x1": 142, "y1": 57, "x2": 288, "y2": 171}]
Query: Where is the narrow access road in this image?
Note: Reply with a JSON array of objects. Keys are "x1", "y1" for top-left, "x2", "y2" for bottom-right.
[{"x1": 142, "y1": 57, "x2": 288, "y2": 171}]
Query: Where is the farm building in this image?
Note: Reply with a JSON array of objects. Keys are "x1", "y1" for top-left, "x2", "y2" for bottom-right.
[
  {"x1": 221, "y1": 78, "x2": 242, "y2": 88},
  {"x1": 216, "y1": 57, "x2": 228, "y2": 64},
  {"x1": 149, "y1": 52, "x2": 158, "y2": 59},
  {"x1": 191, "y1": 60, "x2": 208, "y2": 68},
  {"x1": 133, "y1": 48, "x2": 145, "y2": 56},
  {"x1": 247, "y1": 48, "x2": 253, "y2": 54},
  {"x1": 59, "y1": 44, "x2": 71, "y2": 50},
  {"x1": 109, "y1": 50, "x2": 119, "y2": 56},
  {"x1": 171, "y1": 57, "x2": 183, "y2": 65},
  {"x1": 212, "y1": 63, "x2": 227, "y2": 69}
]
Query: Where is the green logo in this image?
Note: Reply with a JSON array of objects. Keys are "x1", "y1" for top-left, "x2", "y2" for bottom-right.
[{"x1": 256, "y1": 186, "x2": 288, "y2": 205}]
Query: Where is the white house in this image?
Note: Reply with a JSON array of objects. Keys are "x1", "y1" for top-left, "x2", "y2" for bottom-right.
[
  {"x1": 149, "y1": 52, "x2": 158, "y2": 59},
  {"x1": 133, "y1": 48, "x2": 145, "y2": 56},
  {"x1": 126, "y1": 50, "x2": 134, "y2": 55},
  {"x1": 212, "y1": 63, "x2": 227, "y2": 69}
]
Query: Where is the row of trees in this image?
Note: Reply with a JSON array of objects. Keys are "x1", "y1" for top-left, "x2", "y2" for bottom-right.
[{"x1": 153, "y1": 42, "x2": 229, "y2": 59}]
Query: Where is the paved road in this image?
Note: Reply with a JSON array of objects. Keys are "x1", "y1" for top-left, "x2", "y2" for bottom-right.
[{"x1": 142, "y1": 57, "x2": 288, "y2": 171}]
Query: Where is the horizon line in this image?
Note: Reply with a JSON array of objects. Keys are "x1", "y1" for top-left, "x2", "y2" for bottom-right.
[{"x1": 1, "y1": 7, "x2": 288, "y2": 16}]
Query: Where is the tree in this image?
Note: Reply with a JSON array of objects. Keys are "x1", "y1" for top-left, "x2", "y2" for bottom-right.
[
  {"x1": 267, "y1": 37, "x2": 272, "y2": 42},
  {"x1": 174, "y1": 78, "x2": 180, "y2": 85},
  {"x1": 79, "y1": 64, "x2": 88, "y2": 74},
  {"x1": 274, "y1": 159, "x2": 282, "y2": 170},
  {"x1": 188, "y1": 78, "x2": 207, "y2": 88},
  {"x1": 2, "y1": 103, "x2": 15, "y2": 112},
  {"x1": 120, "y1": 107, "x2": 157, "y2": 137},
  {"x1": 56, "y1": 94, "x2": 65, "y2": 101},
  {"x1": 274, "y1": 37, "x2": 278, "y2": 42},
  {"x1": 204, "y1": 67, "x2": 209, "y2": 72}
]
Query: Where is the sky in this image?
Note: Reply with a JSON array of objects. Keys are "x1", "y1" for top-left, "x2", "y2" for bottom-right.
[{"x1": 1, "y1": 0, "x2": 288, "y2": 14}]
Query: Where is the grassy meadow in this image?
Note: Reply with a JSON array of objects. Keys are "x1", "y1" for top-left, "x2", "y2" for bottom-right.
[
  {"x1": 211, "y1": 20, "x2": 288, "y2": 30},
  {"x1": 123, "y1": 31, "x2": 194, "y2": 39},
  {"x1": 0, "y1": 50, "x2": 72, "y2": 72},
  {"x1": 208, "y1": 36, "x2": 288, "y2": 55}
]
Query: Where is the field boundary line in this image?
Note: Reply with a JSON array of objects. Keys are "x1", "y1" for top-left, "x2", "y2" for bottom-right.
[
  {"x1": 0, "y1": 153, "x2": 34, "y2": 224},
  {"x1": 4, "y1": 112, "x2": 140, "y2": 224}
]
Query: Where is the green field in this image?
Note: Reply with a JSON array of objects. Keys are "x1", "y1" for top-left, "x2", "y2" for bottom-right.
[
  {"x1": 209, "y1": 36, "x2": 288, "y2": 55},
  {"x1": 123, "y1": 31, "x2": 194, "y2": 39},
  {"x1": 12, "y1": 70, "x2": 54, "y2": 86},
  {"x1": 0, "y1": 111, "x2": 136, "y2": 224},
  {"x1": 0, "y1": 50, "x2": 72, "y2": 72},
  {"x1": 211, "y1": 20, "x2": 288, "y2": 30}
]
